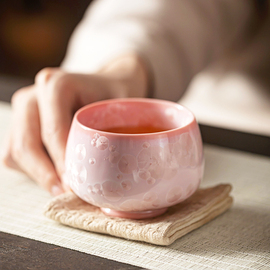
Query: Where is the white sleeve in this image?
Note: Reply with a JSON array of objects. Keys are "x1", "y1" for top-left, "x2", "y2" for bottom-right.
[{"x1": 62, "y1": 0, "x2": 254, "y2": 101}]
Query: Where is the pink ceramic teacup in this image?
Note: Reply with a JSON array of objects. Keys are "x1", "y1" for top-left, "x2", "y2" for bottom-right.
[{"x1": 64, "y1": 98, "x2": 204, "y2": 219}]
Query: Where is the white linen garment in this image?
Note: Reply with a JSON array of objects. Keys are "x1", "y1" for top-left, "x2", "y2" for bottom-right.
[{"x1": 62, "y1": 0, "x2": 265, "y2": 102}]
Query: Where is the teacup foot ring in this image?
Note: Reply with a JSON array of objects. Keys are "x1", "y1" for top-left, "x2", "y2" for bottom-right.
[{"x1": 101, "y1": 207, "x2": 168, "y2": 219}]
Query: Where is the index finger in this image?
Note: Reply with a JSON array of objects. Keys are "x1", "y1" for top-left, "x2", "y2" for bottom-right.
[{"x1": 35, "y1": 70, "x2": 76, "y2": 178}]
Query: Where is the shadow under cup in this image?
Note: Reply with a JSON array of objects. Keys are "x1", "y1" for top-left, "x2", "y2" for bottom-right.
[{"x1": 65, "y1": 98, "x2": 204, "y2": 219}]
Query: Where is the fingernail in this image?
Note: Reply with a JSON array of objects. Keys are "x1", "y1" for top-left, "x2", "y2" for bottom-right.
[{"x1": 51, "y1": 185, "x2": 64, "y2": 197}]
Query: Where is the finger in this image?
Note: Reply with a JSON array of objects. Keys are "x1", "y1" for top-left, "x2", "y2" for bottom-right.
[
  {"x1": 10, "y1": 87, "x2": 64, "y2": 195},
  {"x1": 35, "y1": 67, "x2": 59, "y2": 85},
  {"x1": 35, "y1": 70, "x2": 75, "y2": 178},
  {"x1": 0, "y1": 130, "x2": 23, "y2": 172},
  {"x1": 35, "y1": 70, "x2": 117, "y2": 177}
]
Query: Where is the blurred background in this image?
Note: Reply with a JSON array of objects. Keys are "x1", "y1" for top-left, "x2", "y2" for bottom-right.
[
  {"x1": 0, "y1": 0, "x2": 92, "y2": 101},
  {"x1": 0, "y1": 0, "x2": 269, "y2": 139}
]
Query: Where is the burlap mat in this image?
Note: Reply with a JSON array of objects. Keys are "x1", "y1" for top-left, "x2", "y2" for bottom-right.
[{"x1": 44, "y1": 184, "x2": 232, "y2": 246}]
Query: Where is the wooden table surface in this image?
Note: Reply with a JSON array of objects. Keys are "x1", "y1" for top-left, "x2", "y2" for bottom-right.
[
  {"x1": 1, "y1": 232, "x2": 144, "y2": 270},
  {"x1": 1, "y1": 75, "x2": 269, "y2": 269}
]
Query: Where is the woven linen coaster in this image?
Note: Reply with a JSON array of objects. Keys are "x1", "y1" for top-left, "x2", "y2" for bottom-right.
[{"x1": 44, "y1": 184, "x2": 232, "y2": 246}]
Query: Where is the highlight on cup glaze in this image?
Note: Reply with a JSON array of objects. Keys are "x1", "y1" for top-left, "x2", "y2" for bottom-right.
[{"x1": 64, "y1": 98, "x2": 204, "y2": 218}]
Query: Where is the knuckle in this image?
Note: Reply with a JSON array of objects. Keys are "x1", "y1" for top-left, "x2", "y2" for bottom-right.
[
  {"x1": 35, "y1": 67, "x2": 57, "y2": 85},
  {"x1": 36, "y1": 71, "x2": 74, "y2": 99},
  {"x1": 50, "y1": 73, "x2": 74, "y2": 96},
  {"x1": 11, "y1": 88, "x2": 29, "y2": 106},
  {"x1": 41, "y1": 125, "x2": 61, "y2": 146}
]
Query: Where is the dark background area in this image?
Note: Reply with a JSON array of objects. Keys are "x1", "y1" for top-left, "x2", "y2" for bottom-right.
[
  {"x1": 0, "y1": 0, "x2": 269, "y2": 102},
  {"x1": 0, "y1": 0, "x2": 269, "y2": 157},
  {"x1": 0, "y1": 0, "x2": 92, "y2": 79}
]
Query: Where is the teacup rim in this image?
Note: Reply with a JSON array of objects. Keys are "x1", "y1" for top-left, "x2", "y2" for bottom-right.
[{"x1": 74, "y1": 98, "x2": 196, "y2": 136}]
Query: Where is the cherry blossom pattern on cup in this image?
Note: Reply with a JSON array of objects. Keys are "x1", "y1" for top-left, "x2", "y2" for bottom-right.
[
  {"x1": 65, "y1": 99, "x2": 204, "y2": 219},
  {"x1": 91, "y1": 133, "x2": 100, "y2": 147},
  {"x1": 89, "y1": 158, "x2": 96, "y2": 165},
  {"x1": 137, "y1": 146, "x2": 166, "y2": 183},
  {"x1": 133, "y1": 169, "x2": 151, "y2": 183},
  {"x1": 102, "y1": 181, "x2": 124, "y2": 202},
  {"x1": 90, "y1": 133, "x2": 109, "y2": 150},
  {"x1": 64, "y1": 160, "x2": 73, "y2": 185},
  {"x1": 147, "y1": 177, "x2": 156, "y2": 185},
  {"x1": 175, "y1": 133, "x2": 197, "y2": 168},
  {"x1": 96, "y1": 136, "x2": 109, "y2": 150},
  {"x1": 75, "y1": 144, "x2": 86, "y2": 161},
  {"x1": 109, "y1": 145, "x2": 117, "y2": 152},
  {"x1": 109, "y1": 151, "x2": 121, "y2": 164},
  {"x1": 87, "y1": 185, "x2": 94, "y2": 195},
  {"x1": 166, "y1": 187, "x2": 182, "y2": 203},
  {"x1": 93, "y1": 184, "x2": 103, "y2": 195},
  {"x1": 160, "y1": 144, "x2": 179, "y2": 180},
  {"x1": 87, "y1": 183, "x2": 103, "y2": 196},
  {"x1": 142, "y1": 142, "x2": 150, "y2": 149},
  {"x1": 143, "y1": 191, "x2": 158, "y2": 202},
  {"x1": 121, "y1": 180, "x2": 132, "y2": 191},
  {"x1": 116, "y1": 173, "x2": 123, "y2": 180},
  {"x1": 118, "y1": 154, "x2": 137, "y2": 174},
  {"x1": 152, "y1": 198, "x2": 161, "y2": 208},
  {"x1": 138, "y1": 170, "x2": 151, "y2": 181},
  {"x1": 71, "y1": 163, "x2": 87, "y2": 184}
]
